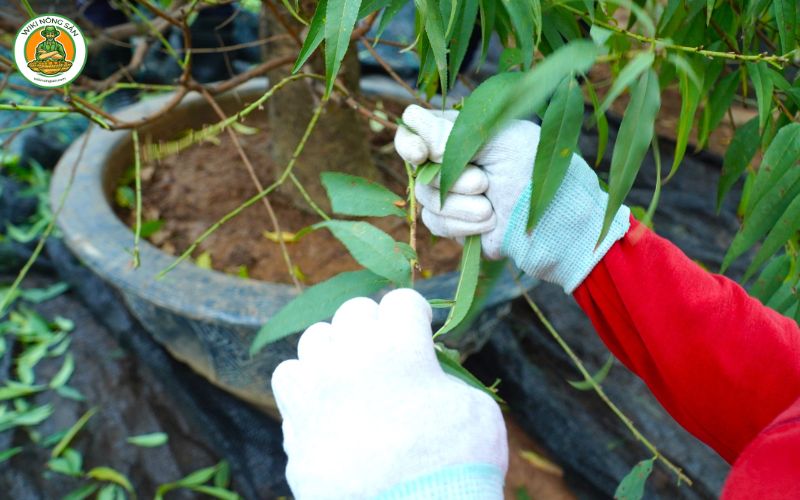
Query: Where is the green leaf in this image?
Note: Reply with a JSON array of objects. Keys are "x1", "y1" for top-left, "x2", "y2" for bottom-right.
[
  {"x1": 528, "y1": 77, "x2": 584, "y2": 230},
  {"x1": 600, "y1": 68, "x2": 660, "y2": 245},
  {"x1": 96, "y1": 484, "x2": 126, "y2": 500},
  {"x1": 318, "y1": 220, "x2": 411, "y2": 285},
  {"x1": 127, "y1": 432, "x2": 169, "y2": 448},
  {"x1": 773, "y1": 0, "x2": 796, "y2": 56},
  {"x1": 748, "y1": 123, "x2": 800, "y2": 214},
  {"x1": 63, "y1": 484, "x2": 99, "y2": 500},
  {"x1": 750, "y1": 254, "x2": 791, "y2": 303},
  {"x1": 18, "y1": 282, "x2": 69, "y2": 303},
  {"x1": 667, "y1": 58, "x2": 702, "y2": 180},
  {"x1": 501, "y1": 0, "x2": 539, "y2": 69},
  {"x1": 52, "y1": 407, "x2": 97, "y2": 458},
  {"x1": 614, "y1": 457, "x2": 655, "y2": 500},
  {"x1": 0, "y1": 446, "x2": 22, "y2": 463},
  {"x1": 440, "y1": 40, "x2": 598, "y2": 201},
  {"x1": 320, "y1": 172, "x2": 405, "y2": 217},
  {"x1": 478, "y1": 0, "x2": 497, "y2": 68},
  {"x1": 415, "y1": 162, "x2": 441, "y2": 185},
  {"x1": 717, "y1": 117, "x2": 760, "y2": 211},
  {"x1": 706, "y1": 0, "x2": 714, "y2": 25},
  {"x1": 0, "y1": 381, "x2": 46, "y2": 400},
  {"x1": 744, "y1": 195, "x2": 800, "y2": 281},
  {"x1": 448, "y1": 0, "x2": 479, "y2": 88},
  {"x1": 0, "y1": 403, "x2": 53, "y2": 432},
  {"x1": 435, "y1": 235, "x2": 482, "y2": 336},
  {"x1": 498, "y1": 47, "x2": 524, "y2": 73},
  {"x1": 416, "y1": 0, "x2": 448, "y2": 92},
  {"x1": 214, "y1": 460, "x2": 231, "y2": 488},
  {"x1": 435, "y1": 344, "x2": 503, "y2": 402},
  {"x1": 87, "y1": 467, "x2": 134, "y2": 493},
  {"x1": 747, "y1": 62, "x2": 774, "y2": 133},
  {"x1": 251, "y1": 270, "x2": 389, "y2": 352},
  {"x1": 699, "y1": 69, "x2": 739, "y2": 149},
  {"x1": 292, "y1": 0, "x2": 326, "y2": 73},
  {"x1": 49, "y1": 353, "x2": 74, "y2": 388},
  {"x1": 324, "y1": 0, "x2": 364, "y2": 95},
  {"x1": 585, "y1": 80, "x2": 608, "y2": 167},
  {"x1": 172, "y1": 464, "x2": 219, "y2": 487},
  {"x1": 599, "y1": 52, "x2": 655, "y2": 115},
  {"x1": 140, "y1": 219, "x2": 164, "y2": 238},
  {"x1": 190, "y1": 485, "x2": 241, "y2": 500},
  {"x1": 195, "y1": 251, "x2": 212, "y2": 270},
  {"x1": 722, "y1": 168, "x2": 800, "y2": 271},
  {"x1": 376, "y1": 0, "x2": 407, "y2": 38},
  {"x1": 567, "y1": 355, "x2": 614, "y2": 390}
]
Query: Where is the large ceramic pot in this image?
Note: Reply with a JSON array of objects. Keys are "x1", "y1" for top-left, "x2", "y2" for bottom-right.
[{"x1": 50, "y1": 78, "x2": 534, "y2": 415}]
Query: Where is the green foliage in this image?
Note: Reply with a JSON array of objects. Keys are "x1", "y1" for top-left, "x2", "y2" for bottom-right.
[
  {"x1": 320, "y1": 172, "x2": 406, "y2": 217},
  {"x1": 127, "y1": 432, "x2": 169, "y2": 448},
  {"x1": 434, "y1": 235, "x2": 481, "y2": 336},
  {"x1": 615, "y1": 457, "x2": 655, "y2": 500},
  {"x1": 251, "y1": 270, "x2": 390, "y2": 353}
]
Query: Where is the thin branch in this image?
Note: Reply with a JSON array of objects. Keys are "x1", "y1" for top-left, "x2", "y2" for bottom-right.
[{"x1": 360, "y1": 37, "x2": 431, "y2": 108}]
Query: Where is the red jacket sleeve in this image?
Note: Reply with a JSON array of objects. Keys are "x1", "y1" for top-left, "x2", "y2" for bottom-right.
[{"x1": 572, "y1": 218, "x2": 800, "y2": 467}]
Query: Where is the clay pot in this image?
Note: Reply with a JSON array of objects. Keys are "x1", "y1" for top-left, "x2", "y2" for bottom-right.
[{"x1": 50, "y1": 78, "x2": 534, "y2": 416}]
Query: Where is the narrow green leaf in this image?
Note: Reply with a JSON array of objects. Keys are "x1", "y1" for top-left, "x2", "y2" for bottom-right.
[
  {"x1": 88, "y1": 467, "x2": 134, "y2": 493},
  {"x1": 318, "y1": 221, "x2": 411, "y2": 285},
  {"x1": 750, "y1": 254, "x2": 791, "y2": 303},
  {"x1": 173, "y1": 464, "x2": 219, "y2": 487},
  {"x1": 376, "y1": 0, "x2": 406, "y2": 38},
  {"x1": 667, "y1": 58, "x2": 702, "y2": 180},
  {"x1": 448, "y1": 0, "x2": 479, "y2": 88},
  {"x1": 48, "y1": 353, "x2": 74, "y2": 388},
  {"x1": 63, "y1": 484, "x2": 99, "y2": 500},
  {"x1": 324, "y1": 0, "x2": 364, "y2": 95},
  {"x1": 500, "y1": 0, "x2": 537, "y2": 69},
  {"x1": 528, "y1": 77, "x2": 584, "y2": 230},
  {"x1": 585, "y1": 80, "x2": 608, "y2": 167},
  {"x1": 748, "y1": 123, "x2": 800, "y2": 214},
  {"x1": 321, "y1": 172, "x2": 405, "y2": 217},
  {"x1": 699, "y1": 69, "x2": 740, "y2": 149},
  {"x1": 97, "y1": 485, "x2": 125, "y2": 500},
  {"x1": 0, "y1": 381, "x2": 46, "y2": 400},
  {"x1": 599, "y1": 52, "x2": 655, "y2": 115},
  {"x1": 600, "y1": 68, "x2": 661, "y2": 245},
  {"x1": 717, "y1": 117, "x2": 760, "y2": 211},
  {"x1": 773, "y1": 0, "x2": 796, "y2": 56},
  {"x1": 416, "y1": 0, "x2": 448, "y2": 91},
  {"x1": 415, "y1": 162, "x2": 441, "y2": 185},
  {"x1": 747, "y1": 62, "x2": 774, "y2": 132},
  {"x1": 744, "y1": 195, "x2": 800, "y2": 281},
  {"x1": 0, "y1": 446, "x2": 22, "y2": 463},
  {"x1": 498, "y1": 47, "x2": 524, "y2": 73},
  {"x1": 435, "y1": 235, "x2": 482, "y2": 336},
  {"x1": 615, "y1": 457, "x2": 655, "y2": 500},
  {"x1": 292, "y1": 0, "x2": 327, "y2": 73},
  {"x1": 568, "y1": 355, "x2": 614, "y2": 390},
  {"x1": 18, "y1": 282, "x2": 69, "y2": 303},
  {"x1": 440, "y1": 40, "x2": 598, "y2": 201},
  {"x1": 140, "y1": 219, "x2": 164, "y2": 238},
  {"x1": 52, "y1": 407, "x2": 98, "y2": 458},
  {"x1": 478, "y1": 0, "x2": 497, "y2": 68},
  {"x1": 435, "y1": 344, "x2": 503, "y2": 402},
  {"x1": 251, "y1": 270, "x2": 389, "y2": 352},
  {"x1": 214, "y1": 460, "x2": 231, "y2": 488},
  {"x1": 706, "y1": 0, "x2": 714, "y2": 25},
  {"x1": 722, "y1": 168, "x2": 800, "y2": 271},
  {"x1": 127, "y1": 432, "x2": 169, "y2": 448},
  {"x1": 190, "y1": 485, "x2": 241, "y2": 500}
]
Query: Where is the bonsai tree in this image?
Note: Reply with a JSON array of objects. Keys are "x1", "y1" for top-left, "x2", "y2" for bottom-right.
[{"x1": 2, "y1": 0, "x2": 798, "y2": 494}]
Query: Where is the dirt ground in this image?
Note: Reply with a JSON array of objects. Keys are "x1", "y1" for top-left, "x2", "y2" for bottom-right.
[{"x1": 117, "y1": 115, "x2": 462, "y2": 284}]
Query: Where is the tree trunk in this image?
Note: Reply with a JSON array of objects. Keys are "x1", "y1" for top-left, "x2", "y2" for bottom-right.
[{"x1": 265, "y1": 3, "x2": 377, "y2": 213}]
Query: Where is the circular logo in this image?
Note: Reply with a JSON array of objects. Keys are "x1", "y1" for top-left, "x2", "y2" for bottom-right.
[{"x1": 14, "y1": 14, "x2": 87, "y2": 88}]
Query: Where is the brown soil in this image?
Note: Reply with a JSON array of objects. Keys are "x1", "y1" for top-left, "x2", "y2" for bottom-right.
[{"x1": 117, "y1": 112, "x2": 462, "y2": 285}]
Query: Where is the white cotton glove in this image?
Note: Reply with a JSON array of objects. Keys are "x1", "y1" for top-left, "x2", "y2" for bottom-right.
[
  {"x1": 394, "y1": 105, "x2": 631, "y2": 293},
  {"x1": 271, "y1": 289, "x2": 507, "y2": 500}
]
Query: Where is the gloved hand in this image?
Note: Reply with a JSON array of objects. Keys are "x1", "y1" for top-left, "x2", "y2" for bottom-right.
[
  {"x1": 395, "y1": 105, "x2": 630, "y2": 293},
  {"x1": 272, "y1": 289, "x2": 507, "y2": 499}
]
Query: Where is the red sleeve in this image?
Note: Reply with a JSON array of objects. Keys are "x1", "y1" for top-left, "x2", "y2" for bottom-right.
[{"x1": 572, "y1": 218, "x2": 800, "y2": 464}]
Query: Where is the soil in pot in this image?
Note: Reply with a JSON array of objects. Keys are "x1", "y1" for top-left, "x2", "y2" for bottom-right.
[{"x1": 115, "y1": 104, "x2": 462, "y2": 284}]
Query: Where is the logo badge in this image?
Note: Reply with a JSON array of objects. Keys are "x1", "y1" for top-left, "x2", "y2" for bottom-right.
[{"x1": 14, "y1": 14, "x2": 87, "y2": 88}]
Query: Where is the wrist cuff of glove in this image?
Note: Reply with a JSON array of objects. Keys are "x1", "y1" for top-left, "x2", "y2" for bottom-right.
[
  {"x1": 502, "y1": 154, "x2": 630, "y2": 294},
  {"x1": 375, "y1": 463, "x2": 504, "y2": 500}
]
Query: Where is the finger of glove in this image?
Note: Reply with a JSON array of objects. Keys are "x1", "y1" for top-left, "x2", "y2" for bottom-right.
[
  {"x1": 394, "y1": 126, "x2": 429, "y2": 166},
  {"x1": 474, "y1": 119, "x2": 540, "y2": 167},
  {"x1": 377, "y1": 289, "x2": 436, "y2": 363},
  {"x1": 297, "y1": 321, "x2": 333, "y2": 365},
  {"x1": 415, "y1": 183, "x2": 494, "y2": 222},
  {"x1": 421, "y1": 208, "x2": 497, "y2": 237},
  {"x1": 402, "y1": 105, "x2": 454, "y2": 163},
  {"x1": 272, "y1": 359, "x2": 308, "y2": 420},
  {"x1": 330, "y1": 296, "x2": 379, "y2": 348},
  {"x1": 427, "y1": 165, "x2": 489, "y2": 195}
]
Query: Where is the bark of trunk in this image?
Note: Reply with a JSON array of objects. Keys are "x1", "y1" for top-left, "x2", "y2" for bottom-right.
[{"x1": 265, "y1": 3, "x2": 377, "y2": 213}]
